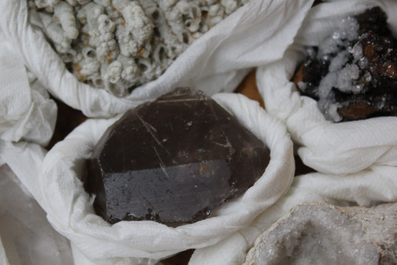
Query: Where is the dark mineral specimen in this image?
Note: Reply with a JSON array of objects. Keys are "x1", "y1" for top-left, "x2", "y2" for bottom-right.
[
  {"x1": 294, "y1": 7, "x2": 397, "y2": 122},
  {"x1": 85, "y1": 88, "x2": 270, "y2": 225}
]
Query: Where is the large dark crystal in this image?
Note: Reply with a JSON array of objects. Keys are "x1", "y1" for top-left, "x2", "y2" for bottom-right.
[{"x1": 85, "y1": 88, "x2": 270, "y2": 225}]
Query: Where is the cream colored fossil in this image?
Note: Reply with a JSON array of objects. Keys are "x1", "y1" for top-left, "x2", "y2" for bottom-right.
[{"x1": 30, "y1": 0, "x2": 249, "y2": 97}]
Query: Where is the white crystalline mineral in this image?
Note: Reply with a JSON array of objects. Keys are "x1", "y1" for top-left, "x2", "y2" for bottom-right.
[
  {"x1": 244, "y1": 202, "x2": 397, "y2": 265},
  {"x1": 29, "y1": 0, "x2": 249, "y2": 97},
  {"x1": 297, "y1": 13, "x2": 368, "y2": 122},
  {"x1": 315, "y1": 16, "x2": 364, "y2": 122}
]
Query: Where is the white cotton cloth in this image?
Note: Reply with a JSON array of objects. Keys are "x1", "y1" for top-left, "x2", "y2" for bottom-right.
[
  {"x1": 258, "y1": 0, "x2": 397, "y2": 175},
  {"x1": 35, "y1": 93, "x2": 294, "y2": 265},
  {"x1": 291, "y1": 165, "x2": 397, "y2": 207},
  {"x1": 0, "y1": 0, "x2": 313, "y2": 118},
  {"x1": 0, "y1": 22, "x2": 56, "y2": 201},
  {"x1": 0, "y1": 30, "x2": 56, "y2": 147}
]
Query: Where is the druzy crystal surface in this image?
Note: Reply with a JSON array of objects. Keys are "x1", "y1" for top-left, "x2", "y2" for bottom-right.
[
  {"x1": 244, "y1": 203, "x2": 397, "y2": 265},
  {"x1": 295, "y1": 7, "x2": 397, "y2": 122},
  {"x1": 85, "y1": 88, "x2": 270, "y2": 224}
]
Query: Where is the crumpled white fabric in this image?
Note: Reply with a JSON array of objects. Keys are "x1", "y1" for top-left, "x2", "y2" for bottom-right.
[
  {"x1": 0, "y1": 22, "x2": 56, "y2": 202},
  {"x1": 35, "y1": 93, "x2": 294, "y2": 265},
  {"x1": 0, "y1": 30, "x2": 56, "y2": 147},
  {"x1": 258, "y1": 0, "x2": 397, "y2": 175},
  {"x1": 0, "y1": 34, "x2": 59, "y2": 258},
  {"x1": 0, "y1": 0, "x2": 313, "y2": 118}
]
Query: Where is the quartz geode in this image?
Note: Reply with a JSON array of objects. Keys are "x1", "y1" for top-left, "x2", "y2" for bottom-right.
[
  {"x1": 85, "y1": 88, "x2": 270, "y2": 225},
  {"x1": 244, "y1": 203, "x2": 397, "y2": 265}
]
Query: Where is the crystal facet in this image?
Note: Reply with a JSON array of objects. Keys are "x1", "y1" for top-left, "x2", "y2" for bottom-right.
[{"x1": 85, "y1": 88, "x2": 270, "y2": 225}]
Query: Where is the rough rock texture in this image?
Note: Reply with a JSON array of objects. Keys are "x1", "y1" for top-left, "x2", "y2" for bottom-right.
[
  {"x1": 295, "y1": 7, "x2": 397, "y2": 122},
  {"x1": 85, "y1": 87, "x2": 270, "y2": 225},
  {"x1": 244, "y1": 202, "x2": 397, "y2": 265},
  {"x1": 29, "y1": 0, "x2": 250, "y2": 97}
]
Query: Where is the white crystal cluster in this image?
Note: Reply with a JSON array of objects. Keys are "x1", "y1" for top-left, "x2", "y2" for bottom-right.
[
  {"x1": 29, "y1": 0, "x2": 249, "y2": 97},
  {"x1": 299, "y1": 16, "x2": 367, "y2": 122}
]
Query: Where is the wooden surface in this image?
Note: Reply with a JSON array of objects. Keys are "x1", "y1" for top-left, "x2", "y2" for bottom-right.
[
  {"x1": 234, "y1": 70, "x2": 265, "y2": 108},
  {"x1": 48, "y1": 70, "x2": 313, "y2": 264}
]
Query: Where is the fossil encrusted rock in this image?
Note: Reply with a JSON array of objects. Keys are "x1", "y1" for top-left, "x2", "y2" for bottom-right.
[
  {"x1": 85, "y1": 87, "x2": 270, "y2": 225},
  {"x1": 28, "y1": 0, "x2": 250, "y2": 97},
  {"x1": 244, "y1": 202, "x2": 397, "y2": 265}
]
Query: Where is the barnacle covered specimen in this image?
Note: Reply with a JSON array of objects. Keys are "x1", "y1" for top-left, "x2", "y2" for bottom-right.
[
  {"x1": 29, "y1": 0, "x2": 249, "y2": 97},
  {"x1": 294, "y1": 7, "x2": 397, "y2": 122}
]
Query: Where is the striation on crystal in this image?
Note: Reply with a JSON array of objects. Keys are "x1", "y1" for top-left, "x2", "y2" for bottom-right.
[{"x1": 85, "y1": 88, "x2": 270, "y2": 225}]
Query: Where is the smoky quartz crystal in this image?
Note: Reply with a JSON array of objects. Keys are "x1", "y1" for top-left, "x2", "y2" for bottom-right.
[{"x1": 85, "y1": 88, "x2": 270, "y2": 225}]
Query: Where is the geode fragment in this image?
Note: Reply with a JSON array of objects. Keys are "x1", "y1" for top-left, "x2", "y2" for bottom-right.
[
  {"x1": 85, "y1": 88, "x2": 270, "y2": 225},
  {"x1": 294, "y1": 7, "x2": 397, "y2": 122},
  {"x1": 244, "y1": 202, "x2": 397, "y2": 265}
]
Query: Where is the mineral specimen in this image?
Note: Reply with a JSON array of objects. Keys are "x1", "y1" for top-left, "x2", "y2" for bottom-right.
[
  {"x1": 244, "y1": 202, "x2": 397, "y2": 265},
  {"x1": 85, "y1": 87, "x2": 270, "y2": 224},
  {"x1": 28, "y1": 0, "x2": 250, "y2": 97},
  {"x1": 294, "y1": 7, "x2": 397, "y2": 122}
]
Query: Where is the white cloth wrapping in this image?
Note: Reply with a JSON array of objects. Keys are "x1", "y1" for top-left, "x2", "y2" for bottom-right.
[
  {"x1": 0, "y1": 19, "x2": 56, "y2": 207},
  {"x1": 0, "y1": 33, "x2": 60, "y2": 259},
  {"x1": 0, "y1": 16, "x2": 56, "y2": 201},
  {"x1": 37, "y1": 93, "x2": 294, "y2": 264},
  {"x1": 0, "y1": 30, "x2": 56, "y2": 147},
  {"x1": 258, "y1": 0, "x2": 397, "y2": 175},
  {"x1": 0, "y1": 0, "x2": 314, "y2": 118}
]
